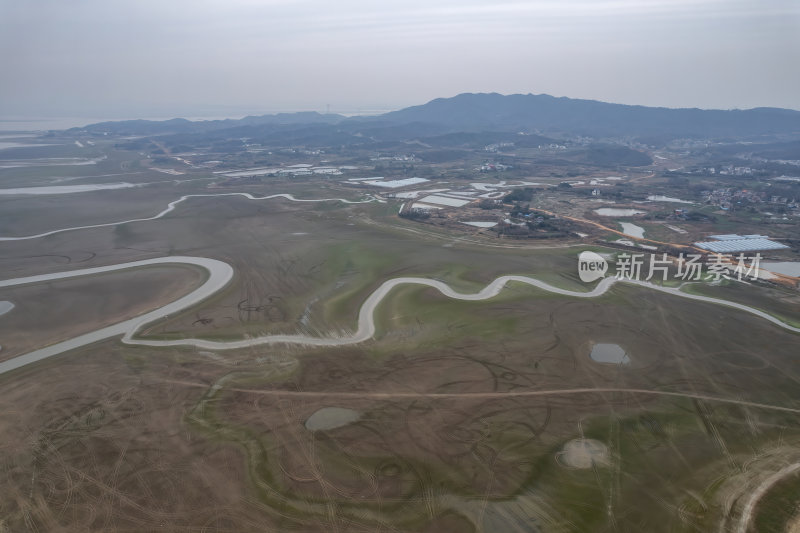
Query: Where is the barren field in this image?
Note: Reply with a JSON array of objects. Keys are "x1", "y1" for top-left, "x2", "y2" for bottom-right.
[
  {"x1": 2, "y1": 278, "x2": 800, "y2": 531},
  {"x1": 0, "y1": 265, "x2": 204, "y2": 360},
  {"x1": 1, "y1": 144, "x2": 799, "y2": 532}
]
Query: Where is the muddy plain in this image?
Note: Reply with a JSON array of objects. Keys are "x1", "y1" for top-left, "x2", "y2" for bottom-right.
[{"x1": 1, "y1": 142, "x2": 800, "y2": 532}]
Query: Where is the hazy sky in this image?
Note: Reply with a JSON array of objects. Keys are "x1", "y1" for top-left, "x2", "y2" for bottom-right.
[{"x1": 1, "y1": 0, "x2": 799, "y2": 119}]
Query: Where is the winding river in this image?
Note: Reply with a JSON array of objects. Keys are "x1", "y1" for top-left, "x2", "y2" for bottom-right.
[
  {"x1": 0, "y1": 192, "x2": 375, "y2": 241},
  {"x1": 1, "y1": 256, "x2": 798, "y2": 376}
]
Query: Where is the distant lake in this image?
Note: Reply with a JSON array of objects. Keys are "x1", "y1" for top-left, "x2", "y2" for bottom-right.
[
  {"x1": 594, "y1": 208, "x2": 645, "y2": 216},
  {"x1": 619, "y1": 222, "x2": 645, "y2": 239},
  {"x1": 0, "y1": 183, "x2": 138, "y2": 195},
  {"x1": 647, "y1": 195, "x2": 692, "y2": 204},
  {"x1": 0, "y1": 142, "x2": 59, "y2": 150},
  {"x1": 462, "y1": 221, "x2": 497, "y2": 228},
  {"x1": 0, "y1": 115, "x2": 249, "y2": 133},
  {"x1": 762, "y1": 262, "x2": 800, "y2": 277}
]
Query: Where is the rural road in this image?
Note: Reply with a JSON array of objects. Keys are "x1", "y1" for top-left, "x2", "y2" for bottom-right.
[
  {"x1": 0, "y1": 255, "x2": 798, "y2": 376},
  {"x1": 159, "y1": 380, "x2": 800, "y2": 415}
]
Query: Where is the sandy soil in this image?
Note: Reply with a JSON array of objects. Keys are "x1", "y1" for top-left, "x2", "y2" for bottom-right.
[
  {"x1": 556, "y1": 438, "x2": 611, "y2": 469},
  {"x1": 2, "y1": 172, "x2": 800, "y2": 532},
  {"x1": 0, "y1": 265, "x2": 204, "y2": 361}
]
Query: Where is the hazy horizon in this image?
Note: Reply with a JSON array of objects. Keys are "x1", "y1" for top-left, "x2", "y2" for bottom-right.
[
  {"x1": 4, "y1": 89, "x2": 800, "y2": 124},
  {"x1": 3, "y1": 91, "x2": 800, "y2": 133},
  {"x1": 2, "y1": 0, "x2": 799, "y2": 120}
]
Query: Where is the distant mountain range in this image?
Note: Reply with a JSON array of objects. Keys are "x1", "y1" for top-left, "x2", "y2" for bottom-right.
[
  {"x1": 80, "y1": 111, "x2": 344, "y2": 136},
  {"x1": 376, "y1": 93, "x2": 800, "y2": 140},
  {"x1": 75, "y1": 93, "x2": 800, "y2": 142}
]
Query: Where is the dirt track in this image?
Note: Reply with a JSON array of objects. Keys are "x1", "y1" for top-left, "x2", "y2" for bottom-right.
[{"x1": 163, "y1": 381, "x2": 800, "y2": 415}]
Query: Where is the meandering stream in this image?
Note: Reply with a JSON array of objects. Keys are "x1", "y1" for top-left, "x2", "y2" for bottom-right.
[
  {"x1": 1, "y1": 255, "x2": 797, "y2": 376},
  {"x1": 0, "y1": 192, "x2": 375, "y2": 241}
]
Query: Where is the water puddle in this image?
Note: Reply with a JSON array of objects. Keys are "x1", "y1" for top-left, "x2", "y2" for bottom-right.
[
  {"x1": 590, "y1": 343, "x2": 630, "y2": 365},
  {"x1": 304, "y1": 407, "x2": 361, "y2": 431},
  {"x1": 0, "y1": 301, "x2": 14, "y2": 317}
]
